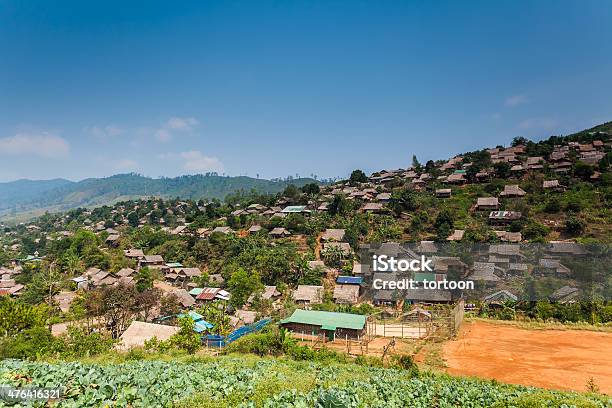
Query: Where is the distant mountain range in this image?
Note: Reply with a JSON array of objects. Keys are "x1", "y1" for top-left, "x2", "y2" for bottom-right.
[
  {"x1": 0, "y1": 174, "x2": 318, "y2": 221},
  {"x1": 2, "y1": 121, "x2": 610, "y2": 223}
]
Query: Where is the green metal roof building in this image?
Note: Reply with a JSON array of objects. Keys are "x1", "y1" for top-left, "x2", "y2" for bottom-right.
[
  {"x1": 281, "y1": 205, "x2": 308, "y2": 213},
  {"x1": 280, "y1": 309, "x2": 366, "y2": 341}
]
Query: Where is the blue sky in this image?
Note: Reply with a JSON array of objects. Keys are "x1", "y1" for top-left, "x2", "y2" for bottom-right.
[{"x1": 0, "y1": 0, "x2": 611, "y2": 182}]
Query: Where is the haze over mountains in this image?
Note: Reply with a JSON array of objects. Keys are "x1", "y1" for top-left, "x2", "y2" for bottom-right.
[
  {"x1": 2, "y1": 121, "x2": 610, "y2": 222},
  {"x1": 0, "y1": 174, "x2": 317, "y2": 221}
]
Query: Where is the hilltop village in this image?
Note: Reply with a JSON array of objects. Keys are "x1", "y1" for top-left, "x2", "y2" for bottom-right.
[{"x1": 1, "y1": 125, "x2": 610, "y2": 361}]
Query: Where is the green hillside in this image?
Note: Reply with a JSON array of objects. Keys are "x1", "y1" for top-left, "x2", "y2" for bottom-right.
[{"x1": 0, "y1": 174, "x2": 319, "y2": 221}]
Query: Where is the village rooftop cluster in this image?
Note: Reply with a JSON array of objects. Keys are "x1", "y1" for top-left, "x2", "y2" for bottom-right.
[{"x1": 0, "y1": 125, "x2": 610, "y2": 349}]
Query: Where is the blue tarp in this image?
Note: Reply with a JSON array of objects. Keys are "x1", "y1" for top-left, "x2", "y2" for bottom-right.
[
  {"x1": 194, "y1": 320, "x2": 214, "y2": 333},
  {"x1": 336, "y1": 276, "x2": 363, "y2": 285},
  {"x1": 176, "y1": 311, "x2": 214, "y2": 333},
  {"x1": 202, "y1": 318, "x2": 272, "y2": 347},
  {"x1": 178, "y1": 311, "x2": 204, "y2": 321}
]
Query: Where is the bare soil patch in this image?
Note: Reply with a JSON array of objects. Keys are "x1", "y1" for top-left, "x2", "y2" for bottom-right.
[
  {"x1": 443, "y1": 320, "x2": 612, "y2": 393},
  {"x1": 294, "y1": 336, "x2": 414, "y2": 357}
]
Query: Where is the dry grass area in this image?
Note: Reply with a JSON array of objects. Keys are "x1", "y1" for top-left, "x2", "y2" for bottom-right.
[{"x1": 443, "y1": 320, "x2": 612, "y2": 393}]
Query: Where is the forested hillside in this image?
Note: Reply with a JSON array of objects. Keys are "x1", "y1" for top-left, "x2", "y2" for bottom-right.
[{"x1": 0, "y1": 174, "x2": 319, "y2": 221}]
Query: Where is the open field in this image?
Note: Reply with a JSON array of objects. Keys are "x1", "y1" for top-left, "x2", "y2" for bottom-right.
[{"x1": 443, "y1": 320, "x2": 612, "y2": 393}]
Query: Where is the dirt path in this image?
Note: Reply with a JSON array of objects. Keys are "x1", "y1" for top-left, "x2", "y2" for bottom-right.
[
  {"x1": 314, "y1": 233, "x2": 322, "y2": 260},
  {"x1": 443, "y1": 320, "x2": 612, "y2": 393}
]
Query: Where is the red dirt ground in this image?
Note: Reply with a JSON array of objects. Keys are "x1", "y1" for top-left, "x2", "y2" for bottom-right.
[{"x1": 443, "y1": 321, "x2": 612, "y2": 393}]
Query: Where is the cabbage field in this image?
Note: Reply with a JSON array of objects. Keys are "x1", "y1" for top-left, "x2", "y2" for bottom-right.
[{"x1": 0, "y1": 356, "x2": 609, "y2": 407}]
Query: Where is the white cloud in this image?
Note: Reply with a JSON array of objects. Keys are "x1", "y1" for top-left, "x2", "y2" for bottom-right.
[
  {"x1": 0, "y1": 133, "x2": 70, "y2": 158},
  {"x1": 167, "y1": 117, "x2": 199, "y2": 130},
  {"x1": 518, "y1": 118, "x2": 558, "y2": 130},
  {"x1": 505, "y1": 94, "x2": 528, "y2": 107},
  {"x1": 112, "y1": 158, "x2": 139, "y2": 171},
  {"x1": 155, "y1": 117, "x2": 199, "y2": 141},
  {"x1": 88, "y1": 125, "x2": 125, "y2": 139},
  {"x1": 180, "y1": 150, "x2": 224, "y2": 173},
  {"x1": 155, "y1": 128, "x2": 172, "y2": 142},
  {"x1": 159, "y1": 150, "x2": 224, "y2": 173}
]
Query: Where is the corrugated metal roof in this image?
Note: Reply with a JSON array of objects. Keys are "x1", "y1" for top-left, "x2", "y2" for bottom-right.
[
  {"x1": 280, "y1": 309, "x2": 366, "y2": 330},
  {"x1": 336, "y1": 276, "x2": 363, "y2": 285},
  {"x1": 196, "y1": 287, "x2": 219, "y2": 300},
  {"x1": 166, "y1": 262, "x2": 183, "y2": 268},
  {"x1": 413, "y1": 272, "x2": 437, "y2": 282},
  {"x1": 281, "y1": 205, "x2": 307, "y2": 213}
]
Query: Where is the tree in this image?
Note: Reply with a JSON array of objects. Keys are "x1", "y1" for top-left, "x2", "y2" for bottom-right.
[
  {"x1": 152, "y1": 239, "x2": 188, "y2": 263},
  {"x1": 349, "y1": 169, "x2": 367, "y2": 185},
  {"x1": 390, "y1": 188, "x2": 418, "y2": 215},
  {"x1": 512, "y1": 136, "x2": 528, "y2": 147},
  {"x1": 127, "y1": 212, "x2": 139, "y2": 227},
  {"x1": 565, "y1": 217, "x2": 585, "y2": 236},
  {"x1": 192, "y1": 272, "x2": 211, "y2": 288},
  {"x1": 67, "y1": 229, "x2": 110, "y2": 269},
  {"x1": 411, "y1": 155, "x2": 422, "y2": 172},
  {"x1": 299, "y1": 264, "x2": 325, "y2": 285},
  {"x1": 85, "y1": 282, "x2": 137, "y2": 338},
  {"x1": 424, "y1": 160, "x2": 436, "y2": 174},
  {"x1": 282, "y1": 184, "x2": 299, "y2": 199},
  {"x1": 321, "y1": 245, "x2": 347, "y2": 268},
  {"x1": 493, "y1": 162, "x2": 512, "y2": 179},
  {"x1": 434, "y1": 208, "x2": 454, "y2": 241},
  {"x1": 599, "y1": 151, "x2": 612, "y2": 172},
  {"x1": 284, "y1": 214, "x2": 307, "y2": 233},
  {"x1": 0, "y1": 249, "x2": 9, "y2": 266},
  {"x1": 160, "y1": 293, "x2": 182, "y2": 316},
  {"x1": 134, "y1": 288, "x2": 161, "y2": 321},
  {"x1": 227, "y1": 268, "x2": 264, "y2": 308},
  {"x1": 62, "y1": 248, "x2": 83, "y2": 275},
  {"x1": 135, "y1": 267, "x2": 153, "y2": 292},
  {"x1": 198, "y1": 302, "x2": 231, "y2": 335},
  {"x1": 328, "y1": 195, "x2": 352, "y2": 216},
  {"x1": 300, "y1": 183, "x2": 320, "y2": 195},
  {"x1": 463, "y1": 150, "x2": 492, "y2": 181},
  {"x1": 573, "y1": 161, "x2": 594, "y2": 179},
  {"x1": 21, "y1": 264, "x2": 61, "y2": 306},
  {"x1": 0, "y1": 297, "x2": 49, "y2": 337},
  {"x1": 169, "y1": 317, "x2": 201, "y2": 353}
]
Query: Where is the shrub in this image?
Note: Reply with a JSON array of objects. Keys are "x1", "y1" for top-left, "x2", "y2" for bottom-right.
[
  {"x1": 565, "y1": 197, "x2": 583, "y2": 213},
  {"x1": 0, "y1": 327, "x2": 57, "y2": 360},
  {"x1": 169, "y1": 317, "x2": 201, "y2": 353},
  {"x1": 522, "y1": 221, "x2": 550, "y2": 241},
  {"x1": 543, "y1": 197, "x2": 561, "y2": 213},
  {"x1": 564, "y1": 217, "x2": 585, "y2": 236},
  {"x1": 392, "y1": 354, "x2": 419, "y2": 374}
]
